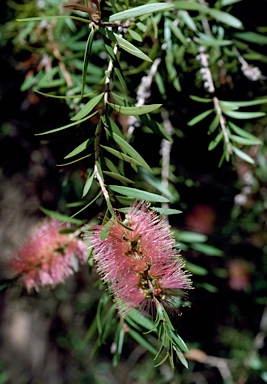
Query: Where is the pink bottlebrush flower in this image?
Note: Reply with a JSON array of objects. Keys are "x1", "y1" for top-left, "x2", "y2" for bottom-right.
[
  {"x1": 90, "y1": 202, "x2": 192, "y2": 316},
  {"x1": 9, "y1": 219, "x2": 88, "y2": 290}
]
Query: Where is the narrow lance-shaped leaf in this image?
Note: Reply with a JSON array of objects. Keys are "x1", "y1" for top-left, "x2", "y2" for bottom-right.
[
  {"x1": 82, "y1": 173, "x2": 94, "y2": 198},
  {"x1": 101, "y1": 145, "x2": 144, "y2": 167},
  {"x1": 17, "y1": 15, "x2": 91, "y2": 24},
  {"x1": 208, "y1": 9, "x2": 243, "y2": 29},
  {"x1": 57, "y1": 153, "x2": 92, "y2": 167},
  {"x1": 232, "y1": 146, "x2": 255, "y2": 164},
  {"x1": 228, "y1": 121, "x2": 262, "y2": 143},
  {"x1": 81, "y1": 28, "x2": 95, "y2": 98},
  {"x1": 174, "y1": 1, "x2": 243, "y2": 28},
  {"x1": 71, "y1": 93, "x2": 104, "y2": 121},
  {"x1": 187, "y1": 109, "x2": 214, "y2": 126},
  {"x1": 35, "y1": 111, "x2": 98, "y2": 135},
  {"x1": 103, "y1": 171, "x2": 134, "y2": 184},
  {"x1": 98, "y1": 27, "x2": 152, "y2": 62},
  {"x1": 64, "y1": 137, "x2": 94, "y2": 159},
  {"x1": 128, "y1": 29, "x2": 142, "y2": 42},
  {"x1": 208, "y1": 114, "x2": 220, "y2": 134},
  {"x1": 109, "y1": 3, "x2": 175, "y2": 22},
  {"x1": 208, "y1": 131, "x2": 224, "y2": 151},
  {"x1": 138, "y1": 114, "x2": 173, "y2": 142},
  {"x1": 39, "y1": 207, "x2": 84, "y2": 225},
  {"x1": 230, "y1": 134, "x2": 262, "y2": 146},
  {"x1": 223, "y1": 110, "x2": 265, "y2": 119},
  {"x1": 220, "y1": 98, "x2": 267, "y2": 107},
  {"x1": 112, "y1": 132, "x2": 153, "y2": 172},
  {"x1": 107, "y1": 101, "x2": 162, "y2": 116},
  {"x1": 109, "y1": 185, "x2": 169, "y2": 203},
  {"x1": 112, "y1": 321, "x2": 125, "y2": 366},
  {"x1": 167, "y1": 19, "x2": 187, "y2": 45},
  {"x1": 234, "y1": 31, "x2": 267, "y2": 45},
  {"x1": 151, "y1": 207, "x2": 182, "y2": 215},
  {"x1": 128, "y1": 328, "x2": 158, "y2": 356},
  {"x1": 191, "y1": 243, "x2": 224, "y2": 256}
]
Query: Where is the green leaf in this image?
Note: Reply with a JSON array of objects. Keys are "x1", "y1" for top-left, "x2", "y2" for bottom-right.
[
  {"x1": 221, "y1": 98, "x2": 267, "y2": 107},
  {"x1": 174, "y1": 230, "x2": 208, "y2": 243},
  {"x1": 98, "y1": 27, "x2": 152, "y2": 62},
  {"x1": 174, "y1": 1, "x2": 242, "y2": 28},
  {"x1": 128, "y1": 29, "x2": 143, "y2": 42},
  {"x1": 208, "y1": 114, "x2": 220, "y2": 134},
  {"x1": 57, "y1": 154, "x2": 92, "y2": 166},
  {"x1": 223, "y1": 110, "x2": 265, "y2": 119},
  {"x1": 82, "y1": 173, "x2": 94, "y2": 198},
  {"x1": 140, "y1": 168, "x2": 177, "y2": 203},
  {"x1": 218, "y1": 101, "x2": 239, "y2": 112},
  {"x1": 71, "y1": 93, "x2": 104, "y2": 121},
  {"x1": 81, "y1": 28, "x2": 95, "y2": 98},
  {"x1": 191, "y1": 243, "x2": 224, "y2": 256},
  {"x1": 220, "y1": 0, "x2": 241, "y2": 5},
  {"x1": 232, "y1": 146, "x2": 255, "y2": 164},
  {"x1": 185, "y1": 261, "x2": 208, "y2": 276},
  {"x1": 106, "y1": 117, "x2": 124, "y2": 138},
  {"x1": 208, "y1": 131, "x2": 224, "y2": 151},
  {"x1": 109, "y1": 185, "x2": 169, "y2": 203},
  {"x1": 64, "y1": 138, "x2": 94, "y2": 159},
  {"x1": 128, "y1": 329, "x2": 158, "y2": 355},
  {"x1": 234, "y1": 31, "x2": 267, "y2": 45},
  {"x1": 101, "y1": 145, "x2": 143, "y2": 167},
  {"x1": 230, "y1": 134, "x2": 262, "y2": 146},
  {"x1": 174, "y1": 346, "x2": 188, "y2": 368},
  {"x1": 187, "y1": 109, "x2": 214, "y2": 126},
  {"x1": 190, "y1": 95, "x2": 212, "y2": 103},
  {"x1": 105, "y1": 157, "x2": 122, "y2": 174},
  {"x1": 228, "y1": 121, "x2": 262, "y2": 143},
  {"x1": 138, "y1": 114, "x2": 173, "y2": 141},
  {"x1": 103, "y1": 171, "x2": 134, "y2": 184},
  {"x1": 39, "y1": 207, "x2": 84, "y2": 225},
  {"x1": 112, "y1": 321, "x2": 125, "y2": 366},
  {"x1": 151, "y1": 207, "x2": 182, "y2": 215},
  {"x1": 112, "y1": 133, "x2": 152, "y2": 172},
  {"x1": 179, "y1": 10, "x2": 197, "y2": 32},
  {"x1": 201, "y1": 283, "x2": 218, "y2": 292},
  {"x1": 109, "y1": 3, "x2": 175, "y2": 22},
  {"x1": 172, "y1": 332, "x2": 189, "y2": 353},
  {"x1": 167, "y1": 19, "x2": 187, "y2": 45},
  {"x1": 127, "y1": 309, "x2": 156, "y2": 332},
  {"x1": 107, "y1": 102, "x2": 162, "y2": 116},
  {"x1": 174, "y1": 1, "x2": 206, "y2": 12},
  {"x1": 208, "y1": 9, "x2": 242, "y2": 28},
  {"x1": 17, "y1": 15, "x2": 90, "y2": 24}
]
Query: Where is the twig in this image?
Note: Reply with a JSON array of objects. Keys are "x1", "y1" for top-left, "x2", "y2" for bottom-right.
[
  {"x1": 94, "y1": 163, "x2": 110, "y2": 203},
  {"x1": 213, "y1": 96, "x2": 232, "y2": 154},
  {"x1": 160, "y1": 108, "x2": 174, "y2": 222},
  {"x1": 196, "y1": 46, "x2": 215, "y2": 94},
  {"x1": 126, "y1": 58, "x2": 162, "y2": 141},
  {"x1": 233, "y1": 46, "x2": 266, "y2": 81},
  {"x1": 93, "y1": 40, "x2": 119, "y2": 203}
]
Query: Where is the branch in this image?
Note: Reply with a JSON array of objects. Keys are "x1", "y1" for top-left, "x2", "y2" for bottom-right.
[
  {"x1": 213, "y1": 96, "x2": 232, "y2": 154},
  {"x1": 160, "y1": 108, "x2": 174, "y2": 222},
  {"x1": 126, "y1": 57, "x2": 161, "y2": 141}
]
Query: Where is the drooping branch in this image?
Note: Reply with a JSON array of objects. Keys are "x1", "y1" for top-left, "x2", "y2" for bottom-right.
[{"x1": 197, "y1": 46, "x2": 232, "y2": 154}]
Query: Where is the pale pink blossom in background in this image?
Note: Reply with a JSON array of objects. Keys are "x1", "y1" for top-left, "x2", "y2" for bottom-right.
[
  {"x1": 90, "y1": 202, "x2": 192, "y2": 315},
  {"x1": 9, "y1": 219, "x2": 88, "y2": 290}
]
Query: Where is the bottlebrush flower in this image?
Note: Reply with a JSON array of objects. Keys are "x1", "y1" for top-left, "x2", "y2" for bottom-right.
[
  {"x1": 9, "y1": 219, "x2": 88, "y2": 290},
  {"x1": 90, "y1": 202, "x2": 192, "y2": 316}
]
